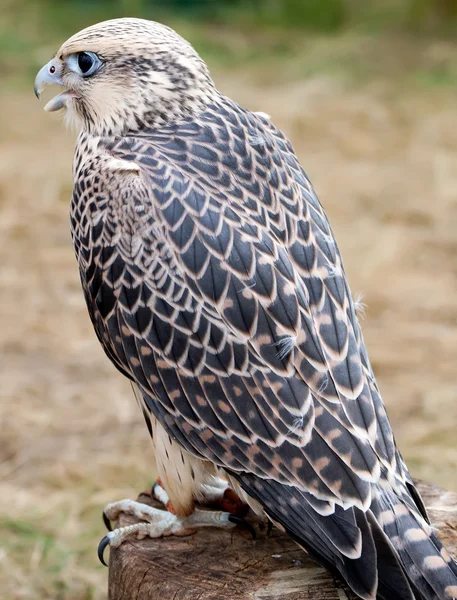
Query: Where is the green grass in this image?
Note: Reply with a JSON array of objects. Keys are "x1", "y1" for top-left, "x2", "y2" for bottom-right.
[{"x1": 1, "y1": 498, "x2": 108, "y2": 599}]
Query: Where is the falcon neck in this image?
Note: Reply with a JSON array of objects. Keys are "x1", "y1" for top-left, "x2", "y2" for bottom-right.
[{"x1": 81, "y1": 87, "x2": 223, "y2": 138}]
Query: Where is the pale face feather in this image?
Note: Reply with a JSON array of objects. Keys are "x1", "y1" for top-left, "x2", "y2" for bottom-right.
[{"x1": 48, "y1": 18, "x2": 218, "y2": 135}]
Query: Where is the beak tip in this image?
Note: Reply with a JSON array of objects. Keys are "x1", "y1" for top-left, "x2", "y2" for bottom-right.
[{"x1": 34, "y1": 61, "x2": 61, "y2": 101}]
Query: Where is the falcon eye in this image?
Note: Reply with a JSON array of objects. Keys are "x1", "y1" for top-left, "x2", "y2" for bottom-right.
[
  {"x1": 68, "y1": 51, "x2": 101, "y2": 77},
  {"x1": 78, "y1": 52, "x2": 94, "y2": 73}
]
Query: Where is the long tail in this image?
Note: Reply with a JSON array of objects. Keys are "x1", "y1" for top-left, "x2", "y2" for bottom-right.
[
  {"x1": 233, "y1": 473, "x2": 457, "y2": 600},
  {"x1": 370, "y1": 482, "x2": 457, "y2": 600}
]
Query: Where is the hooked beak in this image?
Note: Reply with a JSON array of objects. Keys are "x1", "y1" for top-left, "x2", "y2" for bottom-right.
[{"x1": 34, "y1": 59, "x2": 78, "y2": 112}]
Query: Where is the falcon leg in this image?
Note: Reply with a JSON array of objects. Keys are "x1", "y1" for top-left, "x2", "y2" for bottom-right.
[
  {"x1": 153, "y1": 476, "x2": 249, "y2": 518},
  {"x1": 99, "y1": 500, "x2": 238, "y2": 565},
  {"x1": 152, "y1": 478, "x2": 259, "y2": 533},
  {"x1": 198, "y1": 478, "x2": 267, "y2": 528},
  {"x1": 99, "y1": 483, "x2": 255, "y2": 566}
]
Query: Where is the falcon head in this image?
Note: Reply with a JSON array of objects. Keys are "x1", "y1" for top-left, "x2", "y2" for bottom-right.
[{"x1": 34, "y1": 18, "x2": 216, "y2": 135}]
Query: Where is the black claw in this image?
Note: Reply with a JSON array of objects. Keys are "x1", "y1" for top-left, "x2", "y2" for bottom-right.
[
  {"x1": 103, "y1": 512, "x2": 112, "y2": 532},
  {"x1": 228, "y1": 515, "x2": 256, "y2": 540},
  {"x1": 151, "y1": 480, "x2": 160, "y2": 498},
  {"x1": 97, "y1": 535, "x2": 111, "y2": 567},
  {"x1": 267, "y1": 520, "x2": 273, "y2": 536}
]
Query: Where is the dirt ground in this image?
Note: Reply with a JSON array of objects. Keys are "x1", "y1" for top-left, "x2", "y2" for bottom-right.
[{"x1": 1, "y1": 60, "x2": 457, "y2": 598}]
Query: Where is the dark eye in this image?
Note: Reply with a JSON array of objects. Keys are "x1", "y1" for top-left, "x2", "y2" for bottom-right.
[
  {"x1": 78, "y1": 52, "x2": 94, "y2": 74},
  {"x1": 70, "y1": 51, "x2": 101, "y2": 77}
]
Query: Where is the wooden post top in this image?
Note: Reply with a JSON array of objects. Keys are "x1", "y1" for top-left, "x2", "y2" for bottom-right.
[{"x1": 108, "y1": 482, "x2": 457, "y2": 600}]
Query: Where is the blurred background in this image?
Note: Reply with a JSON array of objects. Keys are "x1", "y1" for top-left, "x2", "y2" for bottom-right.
[{"x1": 1, "y1": 0, "x2": 457, "y2": 598}]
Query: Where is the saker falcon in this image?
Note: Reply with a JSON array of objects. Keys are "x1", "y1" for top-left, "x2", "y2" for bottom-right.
[{"x1": 34, "y1": 18, "x2": 457, "y2": 600}]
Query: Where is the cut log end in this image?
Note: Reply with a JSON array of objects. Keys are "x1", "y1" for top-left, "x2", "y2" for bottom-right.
[{"x1": 108, "y1": 482, "x2": 457, "y2": 600}]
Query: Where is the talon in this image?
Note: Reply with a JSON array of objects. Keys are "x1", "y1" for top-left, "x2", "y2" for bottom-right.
[
  {"x1": 228, "y1": 514, "x2": 256, "y2": 540},
  {"x1": 98, "y1": 534, "x2": 111, "y2": 567},
  {"x1": 103, "y1": 512, "x2": 112, "y2": 532},
  {"x1": 267, "y1": 520, "x2": 273, "y2": 536}
]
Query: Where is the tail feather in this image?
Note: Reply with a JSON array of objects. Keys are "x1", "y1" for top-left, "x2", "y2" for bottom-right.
[
  {"x1": 288, "y1": 523, "x2": 379, "y2": 600},
  {"x1": 366, "y1": 510, "x2": 417, "y2": 600},
  {"x1": 405, "y1": 478, "x2": 429, "y2": 522},
  {"x1": 233, "y1": 472, "x2": 457, "y2": 600},
  {"x1": 374, "y1": 484, "x2": 457, "y2": 600}
]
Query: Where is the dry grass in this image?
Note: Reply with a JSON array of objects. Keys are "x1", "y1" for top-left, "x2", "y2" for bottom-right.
[{"x1": 1, "y1": 40, "x2": 457, "y2": 599}]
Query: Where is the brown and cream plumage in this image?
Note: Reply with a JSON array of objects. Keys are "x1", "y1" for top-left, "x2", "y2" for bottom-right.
[{"x1": 35, "y1": 18, "x2": 457, "y2": 599}]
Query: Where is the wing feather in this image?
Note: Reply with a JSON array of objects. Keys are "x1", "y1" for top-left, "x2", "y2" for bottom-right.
[{"x1": 73, "y1": 97, "x2": 403, "y2": 536}]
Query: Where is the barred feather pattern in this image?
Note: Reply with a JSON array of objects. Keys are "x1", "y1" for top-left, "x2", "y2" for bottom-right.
[{"x1": 71, "y1": 94, "x2": 457, "y2": 599}]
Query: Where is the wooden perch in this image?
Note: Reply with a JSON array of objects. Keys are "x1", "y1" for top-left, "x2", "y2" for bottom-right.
[{"x1": 108, "y1": 482, "x2": 457, "y2": 600}]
